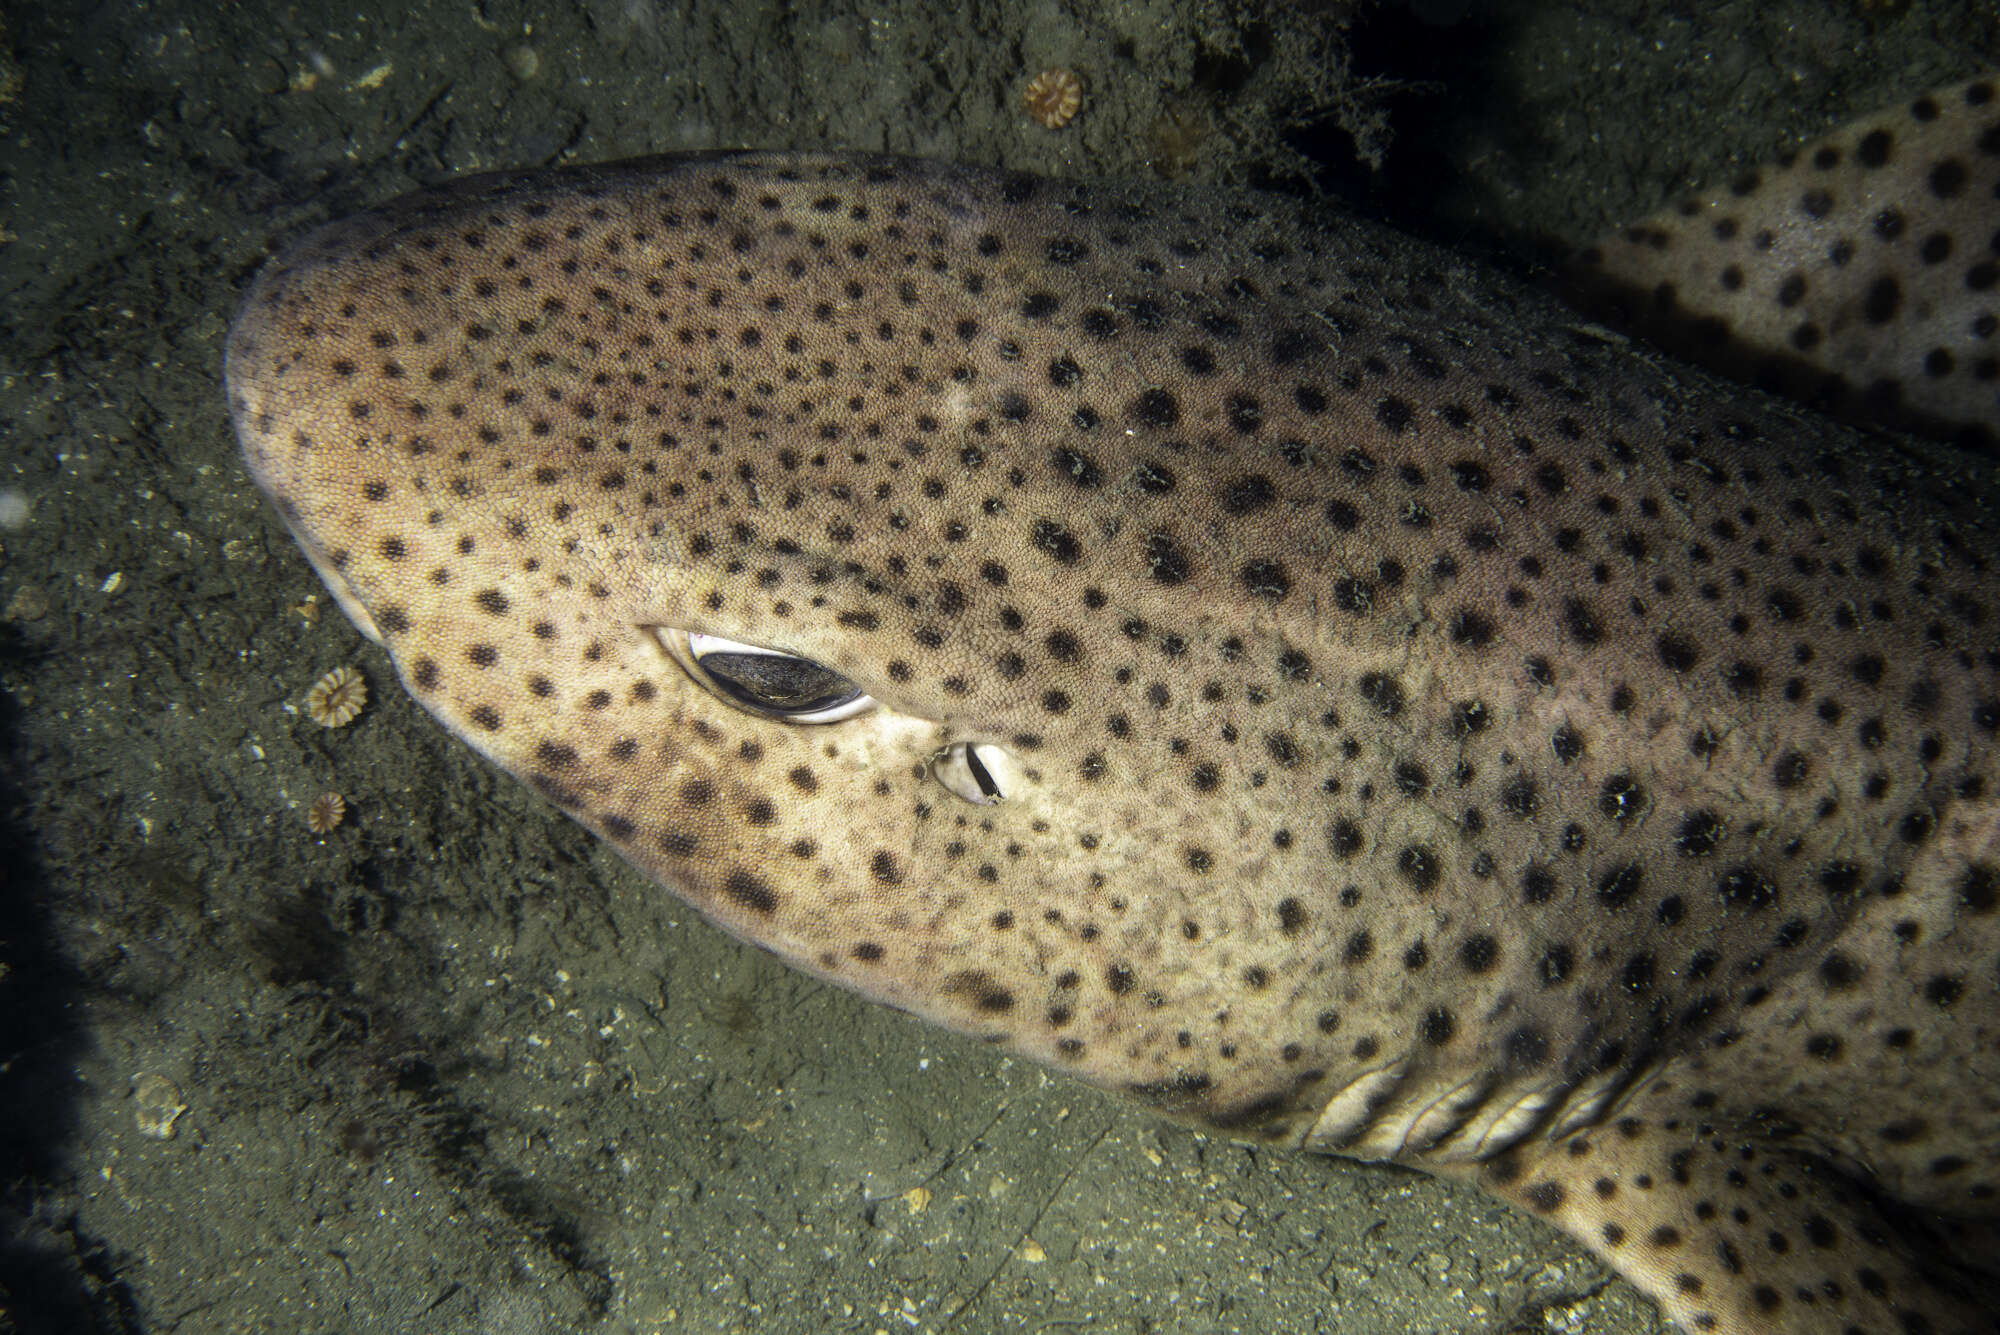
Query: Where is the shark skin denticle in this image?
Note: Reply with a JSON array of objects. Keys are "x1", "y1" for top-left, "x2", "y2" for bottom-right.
[{"x1": 225, "y1": 113, "x2": 2000, "y2": 1334}]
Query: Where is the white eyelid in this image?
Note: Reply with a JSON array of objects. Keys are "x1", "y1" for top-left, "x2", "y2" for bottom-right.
[{"x1": 685, "y1": 631, "x2": 787, "y2": 660}]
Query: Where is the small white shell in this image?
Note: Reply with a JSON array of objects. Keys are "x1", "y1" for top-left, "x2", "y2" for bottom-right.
[
  {"x1": 132, "y1": 1072, "x2": 187, "y2": 1140},
  {"x1": 305, "y1": 665, "x2": 367, "y2": 728},
  {"x1": 1024, "y1": 68, "x2": 1083, "y2": 129},
  {"x1": 306, "y1": 791, "x2": 347, "y2": 833}
]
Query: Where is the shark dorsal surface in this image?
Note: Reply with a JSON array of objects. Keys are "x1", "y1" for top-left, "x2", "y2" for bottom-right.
[{"x1": 225, "y1": 100, "x2": 2000, "y2": 1334}]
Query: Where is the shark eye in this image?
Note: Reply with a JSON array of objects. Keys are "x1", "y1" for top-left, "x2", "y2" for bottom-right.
[
  {"x1": 658, "y1": 630, "x2": 876, "y2": 723},
  {"x1": 933, "y1": 741, "x2": 1018, "y2": 805}
]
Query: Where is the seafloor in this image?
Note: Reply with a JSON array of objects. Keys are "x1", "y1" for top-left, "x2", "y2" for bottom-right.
[{"x1": 0, "y1": 2, "x2": 1988, "y2": 1332}]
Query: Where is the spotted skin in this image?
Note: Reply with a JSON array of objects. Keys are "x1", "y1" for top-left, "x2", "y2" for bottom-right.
[
  {"x1": 227, "y1": 151, "x2": 2000, "y2": 1332},
  {"x1": 1566, "y1": 76, "x2": 2000, "y2": 453}
]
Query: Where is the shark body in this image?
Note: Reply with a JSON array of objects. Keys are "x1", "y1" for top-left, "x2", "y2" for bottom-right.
[{"x1": 226, "y1": 131, "x2": 2000, "y2": 1331}]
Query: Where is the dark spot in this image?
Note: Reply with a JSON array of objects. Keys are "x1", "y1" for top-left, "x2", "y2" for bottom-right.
[
  {"x1": 1502, "y1": 777, "x2": 1539, "y2": 818},
  {"x1": 1959, "y1": 864, "x2": 1998, "y2": 914},
  {"x1": 1240, "y1": 559, "x2": 1290, "y2": 599},
  {"x1": 1375, "y1": 397, "x2": 1414, "y2": 432},
  {"x1": 535, "y1": 741, "x2": 578, "y2": 771},
  {"x1": 1677, "y1": 811, "x2": 1720, "y2": 857},
  {"x1": 1052, "y1": 448, "x2": 1103, "y2": 487},
  {"x1": 1460, "y1": 935, "x2": 1499, "y2": 973},
  {"x1": 1450, "y1": 609, "x2": 1496, "y2": 649},
  {"x1": 1599, "y1": 774, "x2": 1646, "y2": 822},
  {"x1": 1221, "y1": 475, "x2": 1277, "y2": 514},
  {"x1": 1723, "y1": 661, "x2": 1762, "y2": 697},
  {"x1": 1656, "y1": 634, "x2": 1701, "y2": 672},
  {"x1": 1818, "y1": 953, "x2": 1863, "y2": 990},
  {"x1": 1718, "y1": 865, "x2": 1778, "y2": 910},
  {"x1": 1506, "y1": 1028, "x2": 1548, "y2": 1069},
  {"x1": 1333, "y1": 575, "x2": 1373, "y2": 613},
  {"x1": 1551, "y1": 726, "x2": 1584, "y2": 764},
  {"x1": 1864, "y1": 275, "x2": 1902, "y2": 324},
  {"x1": 1526, "y1": 1182, "x2": 1564, "y2": 1212},
  {"x1": 1358, "y1": 672, "x2": 1404, "y2": 717},
  {"x1": 1521, "y1": 865, "x2": 1556, "y2": 904},
  {"x1": 723, "y1": 869, "x2": 779, "y2": 914},
  {"x1": 1450, "y1": 461, "x2": 1490, "y2": 491},
  {"x1": 1031, "y1": 519, "x2": 1082, "y2": 565},
  {"x1": 1396, "y1": 845, "x2": 1440, "y2": 891},
  {"x1": 1925, "y1": 975, "x2": 1965, "y2": 1007},
  {"x1": 1144, "y1": 532, "x2": 1191, "y2": 585},
  {"x1": 1564, "y1": 599, "x2": 1602, "y2": 647},
  {"x1": 1131, "y1": 388, "x2": 1180, "y2": 428},
  {"x1": 948, "y1": 970, "x2": 1016, "y2": 1014},
  {"x1": 1597, "y1": 863, "x2": 1643, "y2": 909}
]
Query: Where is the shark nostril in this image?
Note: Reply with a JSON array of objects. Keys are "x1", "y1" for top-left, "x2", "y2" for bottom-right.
[{"x1": 650, "y1": 627, "x2": 875, "y2": 723}]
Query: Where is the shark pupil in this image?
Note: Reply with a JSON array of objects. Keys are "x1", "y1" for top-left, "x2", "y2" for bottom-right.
[{"x1": 698, "y1": 649, "x2": 862, "y2": 716}]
